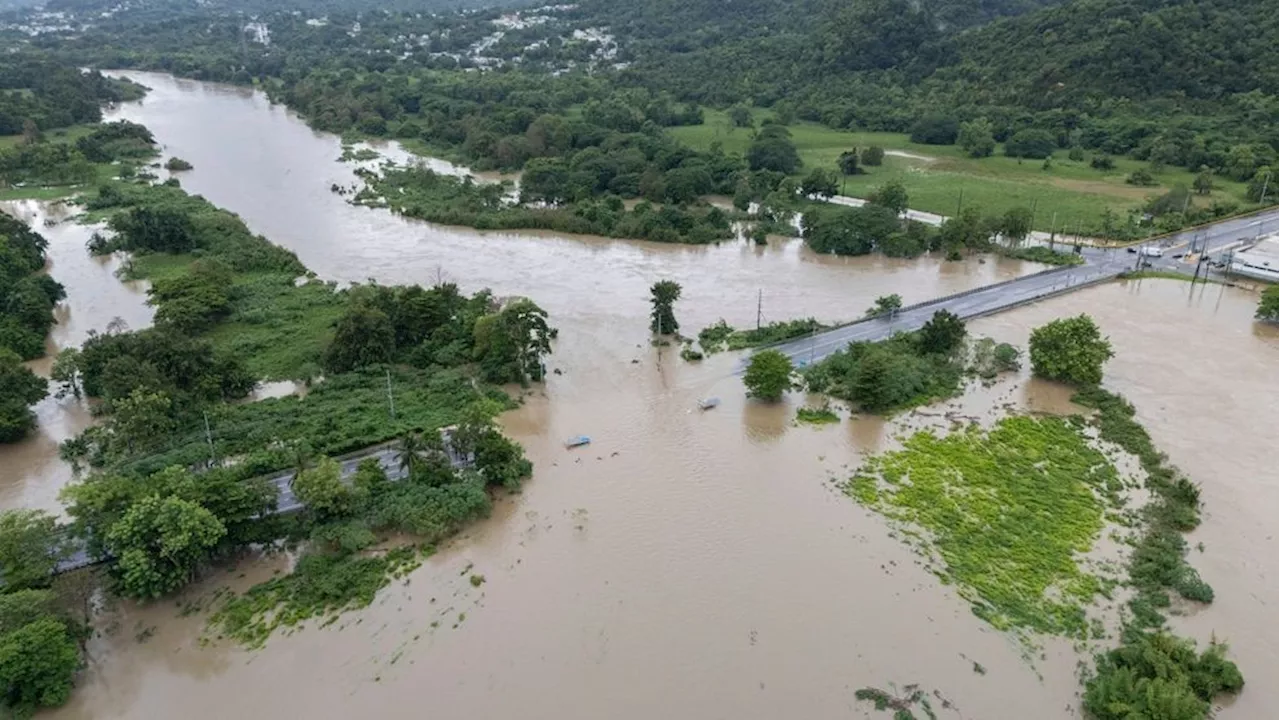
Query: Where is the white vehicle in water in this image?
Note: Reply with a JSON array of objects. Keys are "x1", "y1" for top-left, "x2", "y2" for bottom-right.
[{"x1": 1139, "y1": 245, "x2": 1165, "y2": 258}]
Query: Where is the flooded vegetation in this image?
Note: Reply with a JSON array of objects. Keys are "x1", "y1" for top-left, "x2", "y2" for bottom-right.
[{"x1": 0, "y1": 73, "x2": 1272, "y2": 720}]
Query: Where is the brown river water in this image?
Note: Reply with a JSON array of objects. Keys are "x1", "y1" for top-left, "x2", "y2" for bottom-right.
[{"x1": 0, "y1": 72, "x2": 1272, "y2": 719}]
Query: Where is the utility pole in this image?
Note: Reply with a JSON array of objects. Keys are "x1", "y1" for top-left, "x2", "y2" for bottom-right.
[
  {"x1": 1029, "y1": 198, "x2": 1038, "y2": 237},
  {"x1": 203, "y1": 411, "x2": 216, "y2": 467},
  {"x1": 1261, "y1": 171, "x2": 1271, "y2": 205},
  {"x1": 756, "y1": 289, "x2": 763, "y2": 331},
  {"x1": 808, "y1": 326, "x2": 816, "y2": 366},
  {"x1": 955, "y1": 189, "x2": 964, "y2": 218},
  {"x1": 1049, "y1": 211, "x2": 1058, "y2": 251},
  {"x1": 385, "y1": 368, "x2": 396, "y2": 420}
]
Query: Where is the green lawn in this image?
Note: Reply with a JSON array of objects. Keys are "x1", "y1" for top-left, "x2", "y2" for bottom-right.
[
  {"x1": 129, "y1": 254, "x2": 343, "y2": 381},
  {"x1": 670, "y1": 109, "x2": 1253, "y2": 233},
  {"x1": 0, "y1": 125, "x2": 96, "y2": 150}
]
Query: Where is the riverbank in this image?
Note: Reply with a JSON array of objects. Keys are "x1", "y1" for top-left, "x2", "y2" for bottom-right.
[{"x1": 4, "y1": 71, "x2": 1270, "y2": 720}]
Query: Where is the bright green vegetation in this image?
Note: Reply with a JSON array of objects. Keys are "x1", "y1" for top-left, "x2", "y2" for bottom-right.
[
  {"x1": 674, "y1": 109, "x2": 1259, "y2": 235},
  {"x1": 0, "y1": 511, "x2": 85, "y2": 717},
  {"x1": 803, "y1": 311, "x2": 972, "y2": 414},
  {"x1": 1029, "y1": 314, "x2": 1115, "y2": 386},
  {"x1": 1083, "y1": 631, "x2": 1244, "y2": 720},
  {"x1": 697, "y1": 318, "x2": 826, "y2": 354},
  {"x1": 742, "y1": 349, "x2": 794, "y2": 401},
  {"x1": 847, "y1": 416, "x2": 1124, "y2": 638},
  {"x1": 68, "y1": 366, "x2": 510, "y2": 478},
  {"x1": 0, "y1": 588, "x2": 83, "y2": 717},
  {"x1": 358, "y1": 164, "x2": 734, "y2": 245},
  {"x1": 1255, "y1": 285, "x2": 1278, "y2": 323},
  {"x1": 795, "y1": 405, "x2": 839, "y2": 424}
]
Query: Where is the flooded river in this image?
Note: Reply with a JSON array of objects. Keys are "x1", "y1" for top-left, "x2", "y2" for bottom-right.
[
  {"x1": 4, "y1": 72, "x2": 1273, "y2": 719},
  {"x1": 0, "y1": 200, "x2": 152, "y2": 515}
]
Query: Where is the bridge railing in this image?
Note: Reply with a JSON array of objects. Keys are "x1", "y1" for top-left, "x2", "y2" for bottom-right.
[{"x1": 754, "y1": 263, "x2": 1080, "y2": 353}]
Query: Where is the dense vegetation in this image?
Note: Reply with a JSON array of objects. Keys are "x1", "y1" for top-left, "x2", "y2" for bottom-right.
[
  {"x1": 0, "y1": 213, "x2": 63, "y2": 359},
  {"x1": 1255, "y1": 285, "x2": 1278, "y2": 323},
  {"x1": 0, "y1": 57, "x2": 143, "y2": 135},
  {"x1": 359, "y1": 164, "x2": 733, "y2": 244},
  {"x1": 841, "y1": 314, "x2": 1243, "y2": 717},
  {"x1": 696, "y1": 317, "x2": 826, "y2": 354},
  {"x1": 1, "y1": 119, "x2": 156, "y2": 199},
  {"x1": 0, "y1": 214, "x2": 64, "y2": 442},
  {"x1": 1029, "y1": 314, "x2": 1115, "y2": 385},
  {"x1": 847, "y1": 415, "x2": 1124, "y2": 640},
  {"x1": 0, "y1": 510, "x2": 83, "y2": 717},
  {"x1": 742, "y1": 349, "x2": 794, "y2": 401},
  {"x1": 803, "y1": 310, "x2": 971, "y2": 413},
  {"x1": 10, "y1": 0, "x2": 1269, "y2": 238}
]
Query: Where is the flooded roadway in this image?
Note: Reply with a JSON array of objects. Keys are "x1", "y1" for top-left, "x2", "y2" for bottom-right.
[{"x1": 3, "y1": 72, "x2": 1274, "y2": 719}]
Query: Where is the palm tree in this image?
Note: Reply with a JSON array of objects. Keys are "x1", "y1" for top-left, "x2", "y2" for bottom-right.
[{"x1": 397, "y1": 432, "x2": 424, "y2": 478}]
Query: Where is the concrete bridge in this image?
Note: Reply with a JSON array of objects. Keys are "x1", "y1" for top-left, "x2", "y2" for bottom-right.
[{"x1": 760, "y1": 208, "x2": 1278, "y2": 368}]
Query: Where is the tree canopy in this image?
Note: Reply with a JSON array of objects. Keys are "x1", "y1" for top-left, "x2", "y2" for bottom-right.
[
  {"x1": 743, "y1": 349, "x2": 794, "y2": 401},
  {"x1": 1028, "y1": 314, "x2": 1114, "y2": 386}
]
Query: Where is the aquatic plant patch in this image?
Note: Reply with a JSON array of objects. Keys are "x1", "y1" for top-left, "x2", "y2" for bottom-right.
[{"x1": 846, "y1": 416, "x2": 1126, "y2": 639}]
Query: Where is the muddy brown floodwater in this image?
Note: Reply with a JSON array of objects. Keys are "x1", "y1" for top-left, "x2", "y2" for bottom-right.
[
  {"x1": 8, "y1": 72, "x2": 1273, "y2": 719},
  {"x1": 0, "y1": 200, "x2": 153, "y2": 515}
]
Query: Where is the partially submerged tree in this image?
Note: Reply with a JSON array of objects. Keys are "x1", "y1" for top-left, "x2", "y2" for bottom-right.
[
  {"x1": 649, "y1": 280, "x2": 682, "y2": 335},
  {"x1": 999, "y1": 207, "x2": 1034, "y2": 246},
  {"x1": 1028, "y1": 314, "x2": 1114, "y2": 385},
  {"x1": 105, "y1": 494, "x2": 226, "y2": 599},
  {"x1": 918, "y1": 310, "x2": 966, "y2": 355},
  {"x1": 1256, "y1": 285, "x2": 1278, "y2": 323},
  {"x1": 0, "y1": 348, "x2": 47, "y2": 443},
  {"x1": 743, "y1": 349, "x2": 794, "y2": 401},
  {"x1": 0, "y1": 510, "x2": 67, "y2": 592},
  {"x1": 866, "y1": 294, "x2": 903, "y2": 318}
]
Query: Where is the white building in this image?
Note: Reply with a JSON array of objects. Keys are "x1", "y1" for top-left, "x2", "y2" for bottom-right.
[{"x1": 1228, "y1": 236, "x2": 1279, "y2": 283}]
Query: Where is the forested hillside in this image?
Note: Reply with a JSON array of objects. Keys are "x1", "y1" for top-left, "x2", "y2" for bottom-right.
[
  {"x1": 2, "y1": 0, "x2": 1275, "y2": 235},
  {"x1": 943, "y1": 0, "x2": 1276, "y2": 105}
]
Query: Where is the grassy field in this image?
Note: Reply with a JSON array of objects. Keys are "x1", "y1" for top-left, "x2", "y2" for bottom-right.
[
  {"x1": 0, "y1": 127, "x2": 133, "y2": 201},
  {"x1": 670, "y1": 109, "x2": 1253, "y2": 233}
]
